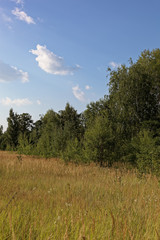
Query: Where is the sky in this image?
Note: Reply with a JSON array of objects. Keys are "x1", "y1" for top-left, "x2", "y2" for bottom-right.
[{"x1": 0, "y1": 0, "x2": 160, "y2": 130}]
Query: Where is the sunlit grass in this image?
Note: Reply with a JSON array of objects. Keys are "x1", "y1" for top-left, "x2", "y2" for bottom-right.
[{"x1": 0, "y1": 151, "x2": 160, "y2": 239}]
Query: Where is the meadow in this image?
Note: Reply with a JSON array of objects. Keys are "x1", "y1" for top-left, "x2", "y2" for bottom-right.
[{"x1": 0, "y1": 151, "x2": 160, "y2": 239}]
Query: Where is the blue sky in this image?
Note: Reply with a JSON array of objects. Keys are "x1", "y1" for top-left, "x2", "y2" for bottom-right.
[{"x1": 0, "y1": 0, "x2": 160, "y2": 130}]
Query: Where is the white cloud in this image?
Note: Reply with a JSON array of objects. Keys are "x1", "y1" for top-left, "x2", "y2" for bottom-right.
[
  {"x1": 15, "y1": 0, "x2": 24, "y2": 4},
  {"x1": 72, "y1": 85, "x2": 85, "y2": 102},
  {"x1": 1, "y1": 97, "x2": 32, "y2": 106},
  {"x1": 11, "y1": 0, "x2": 24, "y2": 9},
  {"x1": 12, "y1": 8, "x2": 35, "y2": 24},
  {"x1": 109, "y1": 61, "x2": 121, "y2": 69},
  {"x1": 30, "y1": 44, "x2": 80, "y2": 76},
  {"x1": 11, "y1": 0, "x2": 24, "y2": 4},
  {"x1": 0, "y1": 60, "x2": 29, "y2": 83},
  {"x1": 85, "y1": 85, "x2": 91, "y2": 90},
  {"x1": 36, "y1": 100, "x2": 41, "y2": 105},
  {"x1": 11, "y1": 66, "x2": 29, "y2": 83}
]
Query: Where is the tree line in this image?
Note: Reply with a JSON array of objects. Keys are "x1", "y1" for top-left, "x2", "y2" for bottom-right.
[{"x1": 1, "y1": 49, "x2": 160, "y2": 175}]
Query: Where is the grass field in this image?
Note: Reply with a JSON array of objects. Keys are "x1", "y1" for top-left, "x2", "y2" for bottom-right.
[{"x1": 0, "y1": 151, "x2": 160, "y2": 239}]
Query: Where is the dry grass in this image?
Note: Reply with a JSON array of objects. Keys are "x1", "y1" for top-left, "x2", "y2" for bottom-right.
[{"x1": 0, "y1": 151, "x2": 160, "y2": 239}]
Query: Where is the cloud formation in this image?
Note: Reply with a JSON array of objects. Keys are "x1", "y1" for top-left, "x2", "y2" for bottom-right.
[
  {"x1": 1, "y1": 97, "x2": 32, "y2": 106},
  {"x1": 109, "y1": 61, "x2": 121, "y2": 69},
  {"x1": 0, "y1": 60, "x2": 29, "y2": 83},
  {"x1": 72, "y1": 85, "x2": 85, "y2": 102},
  {"x1": 11, "y1": 0, "x2": 24, "y2": 4},
  {"x1": 14, "y1": 0, "x2": 24, "y2": 4},
  {"x1": 12, "y1": 7, "x2": 35, "y2": 24},
  {"x1": 30, "y1": 44, "x2": 80, "y2": 76},
  {"x1": 85, "y1": 85, "x2": 91, "y2": 90}
]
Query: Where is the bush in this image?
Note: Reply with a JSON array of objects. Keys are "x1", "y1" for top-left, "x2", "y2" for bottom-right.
[
  {"x1": 83, "y1": 115, "x2": 115, "y2": 166},
  {"x1": 131, "y1": 130, "x2": 160, "y2": 175},
  {"x1": 61, "y1": 138, "x2": 84, "y2": 164}
]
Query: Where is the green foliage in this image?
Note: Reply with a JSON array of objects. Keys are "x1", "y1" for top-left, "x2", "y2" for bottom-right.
[
  {"x1": 84, "y1": 96, "x2": 109, "y2": 127},
  {"x1": 5, "y1": 109, "x2": 33, "y2": 151},
  {"x1": 36, "y1": 110, "x2": 60, "y2": 158},
  {"x1": 17, "y1": 133, "x2": 32, "y2": 155},
  {"x1": 0, "y1": 126, "x2": 6, "y2": 150},
  {"x1": 6, "y1": 108, "x2": 19, "y2": 149},
  {"x1": 84, "y1": 114, "x2": 115, "y2": 166},
  {"x1": 58, "y1": 102, "x2": 84, "y2": 141},
  {"x1": 35, "y1": 104, "x2": 84, "y2": 159},
  {"x1": 61, "y1": 138, "x2": 84, "y2": 164},
  {"x1": 108, "y1": 49, "x2": 160, "y2": 142},
  {"x1": 18, "y1": 113, "x2": 33, "y2": 135},
  {"x1": 2, "y1": 49, "x2": 160, "y2": 175},
  {"x1": 131, "y1": 130, "x2": 160, "y2": 175}
]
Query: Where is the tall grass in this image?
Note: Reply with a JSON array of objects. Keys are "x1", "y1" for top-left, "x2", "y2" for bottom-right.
[{"x1": 0, "y1": 151, "x2": 160, "y2": 239}]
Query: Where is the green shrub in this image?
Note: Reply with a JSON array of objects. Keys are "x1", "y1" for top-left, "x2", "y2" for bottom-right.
[
  {"x1": 61, "y1": 138, "x2": 84, "y2": 164},
  {"x1": 131, "y1": 130, "x2": 160, "y2": 175}
]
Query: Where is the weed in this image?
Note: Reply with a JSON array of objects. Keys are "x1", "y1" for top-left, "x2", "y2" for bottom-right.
[{"x1": 0, "y1": 151, "x2": 159, "y2": 239}]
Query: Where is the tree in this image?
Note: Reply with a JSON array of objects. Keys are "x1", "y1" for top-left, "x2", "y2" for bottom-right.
[
  {"x1": 6, "y1": 109, "x2": 19, "y2": 149},
  {"x1": 29, "y1": 118, "x2": 43, "y2": 146},
  {"x1": 58, "y1": 103, "x2": 84, "y2": 141},
  {"x1": 108, "y1": 49, "x2": 160, "y2": 133},
  {"x1": 84, "y1": 113, "x2": 115, "y2": 166},
  {"x1": 36, "y1": 104, "x2": 85, "y2": 159},
  {"x1": 83, "y1": 96, "x2": 109, "y2": 127},
  {"x1": 130, "y1": 130, "x2": 160, "y2": 175},
  {"x1": 18, "y1": 113, "x2": 33, "y2": 135},
  {"x1": 36, "y1": 109, "x2": 60, "y2": 158},
  {"x1": 62, "y1": 138, "x2": 83, "y2": 164},
  {"x1": 0, "y1": 125, "x2": 5, "y2": 150},
  {"x1": 107, "y1": 49, "x2": 160, "y2": 162},
  {"x1": 17, "y1": 113, "x2": 34, "y2": 150}
]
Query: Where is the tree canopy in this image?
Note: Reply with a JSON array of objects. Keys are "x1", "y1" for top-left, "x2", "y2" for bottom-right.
[{"x1": 1, "y1": 49, "x2": 160, "y2": 175}]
